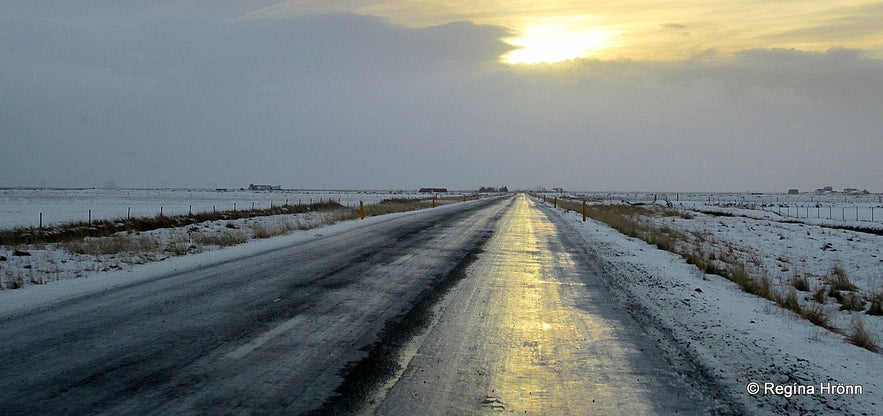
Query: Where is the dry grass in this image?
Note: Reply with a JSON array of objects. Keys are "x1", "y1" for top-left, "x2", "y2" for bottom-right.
[
  {"x1": 847, "y1": 317, "x2": 879, "y2": 353},
  {"x1": 812, "y1": 285, "x2": 828, "y2": 303},
  {"x1": 801, "y1": 305, "x2": 834, "y2": 331},
  {"x1": 365, "y1": 198, "x2": 431, "y2": 216},
  {"x1": 832, "y1": 290, "x2": 866, "y2": 312},
  {"x1": 778, "y1": 288, "x2": 802, "y2": 314},
  {"x1": 250, "y1": 220, "x2": 296, "y2": 239},
  {"x1": 192, "y1": 231, "x2": 249, "y2": 247},
  {"x1": 63, "y1": 235, "x2": 156, "y2": 256},
  {"x1": 868, "y1": 288, "x2": 883, "y2": 316},
  {"x1": 828, "y1": 266, "x2": 858, "y2": 292},
  {"x1": 791, "y1": 273, "x2": 811, "y2": 292}
]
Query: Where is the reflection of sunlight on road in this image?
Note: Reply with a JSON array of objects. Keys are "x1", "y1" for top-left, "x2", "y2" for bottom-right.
[{"x1": 484, "y1": 194, "x2": 654, "y2": 414}]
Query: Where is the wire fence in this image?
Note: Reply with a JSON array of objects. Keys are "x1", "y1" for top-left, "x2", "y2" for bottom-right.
[{"x1": 14, "y1": 198, "x2": 346, "y2": 230}]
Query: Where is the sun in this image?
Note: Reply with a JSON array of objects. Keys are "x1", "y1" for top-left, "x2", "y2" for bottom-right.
[{"x1": 503, "y1": 26, "x2": 615, "y2": 64}]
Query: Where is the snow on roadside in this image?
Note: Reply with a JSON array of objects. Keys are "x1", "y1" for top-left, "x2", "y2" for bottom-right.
[
  {"x1": 0, "y1": 210, "x2": 352, "y2": 290},
  {"x1": 640, "y1": 203, "x2": 882, "y2": 339},
  {"x1": 546, "y1": 203, "x2": 882, "y2": 415},
  {"x1": 0, "y1": 201, "x2": 476, "y2": 316}
]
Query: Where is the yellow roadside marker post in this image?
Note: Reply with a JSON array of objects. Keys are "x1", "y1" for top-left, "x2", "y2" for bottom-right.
[{"x1": 359, "y1": 201, "x2": 365, "y2": 220}]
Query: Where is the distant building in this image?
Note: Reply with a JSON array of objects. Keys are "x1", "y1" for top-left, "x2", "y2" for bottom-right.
[
  {"x1": 843, "y1": 188, "x2": 869, "y2": 195},
  {"x1": 249, "y1": 184, "x2": 281, "y2": 191},
  {"x1": 788, "y1": 189, "x2": 799, "y2": 194}
]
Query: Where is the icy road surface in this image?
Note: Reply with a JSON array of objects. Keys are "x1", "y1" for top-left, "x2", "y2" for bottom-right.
[{"x1": 0, "y1": 194, "x2": 733, "y2": 415}]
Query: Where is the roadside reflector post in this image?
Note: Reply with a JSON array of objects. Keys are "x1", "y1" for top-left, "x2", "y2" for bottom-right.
[
  {"x1": 432, "y1": 198, "x2": 437, "y2": 208},
  {"x1": 554, "y1": 197, "x2": 558, "y2": 209},
  {"x1": 582, "y1": 201, "x2": 587, "y2": 222},
  {"x1": 359, "y1": 201, "x2": 365, "y2": 220}
]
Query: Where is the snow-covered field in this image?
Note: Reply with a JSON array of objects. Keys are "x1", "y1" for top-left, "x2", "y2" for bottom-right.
[
  {"x1": 566, "y1": 191, "x2": 883, "y2": 231},
  {"x1": 0, "y1": 188, "x2": 461, "y2": 229},
  {"x1": 543, "y1": 199, "x2": 882, "y2": 415}
]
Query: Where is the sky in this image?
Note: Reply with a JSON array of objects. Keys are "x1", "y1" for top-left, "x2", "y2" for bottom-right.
[{"x1": 1, "y1": 1, "x2": 881, "y2": 192}]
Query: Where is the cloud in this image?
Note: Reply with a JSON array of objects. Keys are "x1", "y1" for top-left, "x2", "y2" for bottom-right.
[
  {"x1": 660, "y1": 23, "x2": 687, "y2": 30},
  {"x1": 760, "y1": 3, "x2": 883, "y2": 47},
  {"x1": 0, "y1": 12, "x2": 881, "y2": 191}
]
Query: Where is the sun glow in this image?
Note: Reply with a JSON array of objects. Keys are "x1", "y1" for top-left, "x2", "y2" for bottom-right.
[{"x1": 503, "y1": 26, "x2": 615, "y2": 64}]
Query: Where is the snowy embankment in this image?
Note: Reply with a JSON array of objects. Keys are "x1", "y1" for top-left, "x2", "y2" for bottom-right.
[
  {"x1": 0, "y1": 200, "x2": 474, "y2": 316},
  {"x1": 546, "y1": 201, "x2": 882, "y2": 415},
  {"x1": 0, "y1": 210, "x2": 352, "y2": 290}
]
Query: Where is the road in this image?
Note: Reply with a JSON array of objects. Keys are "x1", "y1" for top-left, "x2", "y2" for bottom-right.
[{"x1": 0, "y1": 194, "x2": 731, "y2": 415}]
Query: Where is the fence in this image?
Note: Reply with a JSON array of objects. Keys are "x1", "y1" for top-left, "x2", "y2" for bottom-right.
[
  {"x1": 555, "y1": 192, "x2": 883, "y2": 225},
  {"x1": 763, "y1": 204, "x2": 878, "y2": 223},
  {"x1": 23, "y1": 198, "x2": 346, "y2": 230}
]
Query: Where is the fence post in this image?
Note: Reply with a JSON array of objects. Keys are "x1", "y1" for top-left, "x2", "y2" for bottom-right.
[
  {"x1": 856, "y1": 206, "x2": 860, "y2": 221},
  {"x1": 554, "y1": 197, "x2": 558, "y2": 209},
  {"x1": 359, "y1": 201, "x2": 365, "y2": 220},
  {"x1": 582, "y1": 201, "x2": 587, "y2": 222},
  {"x1": 39, "y1": 212, "x2": 43, "y2": 229},
  {"x1": 88, "y1": 209, "x2": 92, "y2": 224},
  {"x1": 127, "y1": 207, "x2": 131, "y2": 220},
  {"x1": 189, "y1": 205, "x2": 192, "y2": 216},
  {"x1": 160, "y1": 206, "x2": 163, "y2": 217}
]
